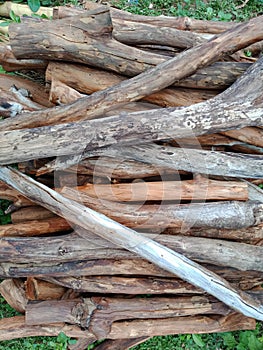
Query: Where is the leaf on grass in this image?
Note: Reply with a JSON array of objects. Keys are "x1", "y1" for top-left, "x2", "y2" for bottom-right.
[
  {"x1": 192, "y1": 334, "x2": 205, "y2": 347},
  {"x1": 28, "y1": 0, "x2": 40, "y2": 13}
]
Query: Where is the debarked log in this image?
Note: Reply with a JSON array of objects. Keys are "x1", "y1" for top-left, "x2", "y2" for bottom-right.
[
  {"x1": 1, "y1": 166, "x2": 263, "y2": 320},
  {"x1": 0, "y1": 278, "x2": 26, "y2": 313},
  {"x1": 74, "y1": 177, "x2": 248, "y2": 202},
  {"x1": 2, "y1": 14, "x2": 261, "y2": 131},
  {"x1": 0, "y1": 216, "x2": 71, "y2": 237},
  {"x1": 61, "y1": 188, "x2": 260, "y2": 229}
]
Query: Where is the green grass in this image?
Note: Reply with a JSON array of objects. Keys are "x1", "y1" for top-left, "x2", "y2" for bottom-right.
[{"x1": 1, "y1": 0, "x2": 263, "y2": 349}]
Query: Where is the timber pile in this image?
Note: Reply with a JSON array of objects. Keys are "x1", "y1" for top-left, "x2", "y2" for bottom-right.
[{"x1": 0, "y1": 1, "x2": 263, "y2": 349}]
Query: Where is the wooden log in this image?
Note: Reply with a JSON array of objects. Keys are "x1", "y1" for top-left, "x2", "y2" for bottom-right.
[
  {"x1": 0, "y1": 74, "x2": 53, "y2": 108},
  {"x1": 1, "y1": 230, "x2": 263, "y2": 272},
  {"x1": 0, "y1": 316, "x2": 89, "y2": 341},
  {"x1": 25, "y1": 295, "x2": 231, "y2": 329},
  {"x1": 46, "y1": 275, "x2": 202, "y2": 294},
  {"x1": 222, "y1": 127, "x2": 263, "y2": 148},
  {"x1": 47, "y1": 63, "x2": 218, "y2": 107},
  {"x1": 0, "y1": 181, "x2": 33, "y2": 208},
  {"x1": 112, "y1": 18, "x2": 205, "y2": 48},
  {"x1": 1, "y1": 259, "x2": 262, "y2": 293},
  {"x1": 83, "y1": 3, "x2": 237, "y2": 34},
  {"x1": 0, "y1": 279, "x2": 26, "y2": 313},
  {"x1": 106, "y1": 313, "x2": 255, "y2": 339},
  {"x1": 75, "y1": 177, "x2": 248, "y2": 202},
  {"x1": 2, "y1": 15, "x2": 261, "y2": 131},
  {"x1": 0, "y1": 216, "x2": 71, "y2": 237},
  {"x1": 164, "y1": 224, "x2": 263, "y2": 245},
  {"x1": 88, "y1": 143, "x2": 263, "y2": 179},
  {"x1": 46, "y1": 61, "x2": 250, "y2": 94},
  {"x1": 10, "y1": 8, "x2": 165, "y2": 77},
  {"x1": 25, "y1": 277, "x2": 67, "y2": 300},
  {"x1": 1, "y1": 229, "x2": 263, "y2": 273},
  {"x1": 62, "y1": 188, "x2": 259, "y2": 230},
  {"x1": 0, "y1": 57, "x2": 262, "y2": 164},
  {"x1": 0, "y1": 167, "x2": 263, "y2": 320},
  {"x1": 11, "y1": 206, "x2": 55, "y2": 223},
  {"x1": 0, "y1": 43, "x2": 47, "y2": 72}
]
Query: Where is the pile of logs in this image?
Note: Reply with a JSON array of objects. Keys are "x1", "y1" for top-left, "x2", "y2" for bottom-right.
[{"x1": 0, "y1": 1, "x2": 263, "y2": 349}]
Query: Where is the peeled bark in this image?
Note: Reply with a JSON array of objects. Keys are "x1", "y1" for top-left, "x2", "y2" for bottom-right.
[
  {"x1": 0, "y1": 216, "x2": 71, "y2": 237},
  {"x1": 222, "y1": 127, "x2": 263, "y2": 148}
]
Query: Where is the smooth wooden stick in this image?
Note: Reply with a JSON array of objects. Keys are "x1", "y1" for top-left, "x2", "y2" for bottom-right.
[{"x1": 0, "y1": 166, "x2": 262, "y2": 320}]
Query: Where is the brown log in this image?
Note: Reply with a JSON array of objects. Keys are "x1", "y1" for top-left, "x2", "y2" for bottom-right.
[
  {"x1": 25, "y1": 277, "x2": 67, "y2": 301},
  {"x1": 75, "y1": 177, "x2": 248, "y2": 202},
  {"x1": 2, "y1": 15, "x2": 261, "y2": 131},
  {"x1": 48, "y1": 63, "x2": 218, "y2": 107},
  {"x1": 25, "y1": 296, "x2": 231, "y2": 330},
  {"x1": 0, "y1": 278, "x2": 26, "y2": 313},
  {"x1": 0, "y1": 43, "x2": 47, "y2": 72},
  {"x1": 0, "y1": 316, "x2": 89, "y2": 341},
  {"x1": 83, "y1": 3, "x2": 237, "y2": 34},
  {"x1": 0, "y1": 181, "x2": 33, "y2": 208},
  {"x1": 0, "y1": 73, "x2": 53, "y2": 108},
  {"x1": 46, "y1": 275, "x2": 202, "y2": 295},
  {"x1": 222, "y1": 127, "x2": 263, "y2": 148},
  {"x1": 62, "y1": 187, "x2": 257, "y2": 230},
  {"x1": 107, "y1": 313, "x2": 255, "y2": 339},
  {"x1": 0, "y1": 57, "x2": 262, "y2": 164},
  {"x1": 11, "y1": 206, "x2": 55, "y2": 223},
  {"x1": 1, "y1": 229, "x2": 263, "y2": 272},
  {"x1": 0, "y1": 216, "x2": 71, "y2": 237}
]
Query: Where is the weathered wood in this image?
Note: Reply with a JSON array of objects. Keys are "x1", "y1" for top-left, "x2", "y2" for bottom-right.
[
  {"x1": 112, "y1": 18, "x2": 205, "y2": 48},
  {"x1": 88, "y1": 143, "x2": 263, "y2": 179},
  {"x1": 0, "y1": 181, "x2": 33, "y2": 208},
  {"x1": 2, "y1": 229, "x2": 262, "y2": 271},
  {"x1": 0, "y1": 74, "x2": 53, "y2": 108},
  {"x1": 46, "y1": 275, "x2": 202, "y2": 294},
  {"x1": 0, "y1": 43, "x2": 47, "y2": 72},
  {"x1": 0, "y1": 217, "x2": 71, "y2": 237},
  {"x1": 0, "y1": 279, "x2": 26, "y2": 313},
  {"x1": 25, "y1": 277, "x2": 67, "y2": 300},
  {"x1": 2, "y1": 16, "x2": 261, "y2": 131},
  {"x1": 0, "y1": 56, "x2": 262, "y2": 163},
  {"x1": 10, "y1": 8, "x2": 165, "y2": 77},
  {"x1": 0, "y1": 316, "x2": 89, "y2": 341},
  {"x1": 62, "y1": 188, "x2": 258, "y2": 230},
  {"x1": 76, "y1": 177, "x2": 248, "y2": 202},
  {"x1": 107, "y1": 313, "x2": 255, "y2": 339},
  {"x1": 10, "y1": 206, "x2": 55, "y2": 223},
  {"x1": 47, "y1": 62, "x2": 218, "y2": 107},
  {"x1": 0, "y1": 167, "x2": 263, "y2": 320},
  {"x1": 222, "y1": 127, "x2": 263, "y2": 148},
  {"x1": 25, "y1": 295, "x2": 231, "y2": 330}
]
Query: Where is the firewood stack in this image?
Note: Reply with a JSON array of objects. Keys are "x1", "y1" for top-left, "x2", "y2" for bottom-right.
[{"x1": 0, "y1": 1, "x2": 262, "y2": 349}]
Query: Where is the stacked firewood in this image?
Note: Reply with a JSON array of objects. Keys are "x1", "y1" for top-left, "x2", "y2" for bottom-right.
[{"x1": 0, "y1": 1, "x2": 262, "y2": 349}]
